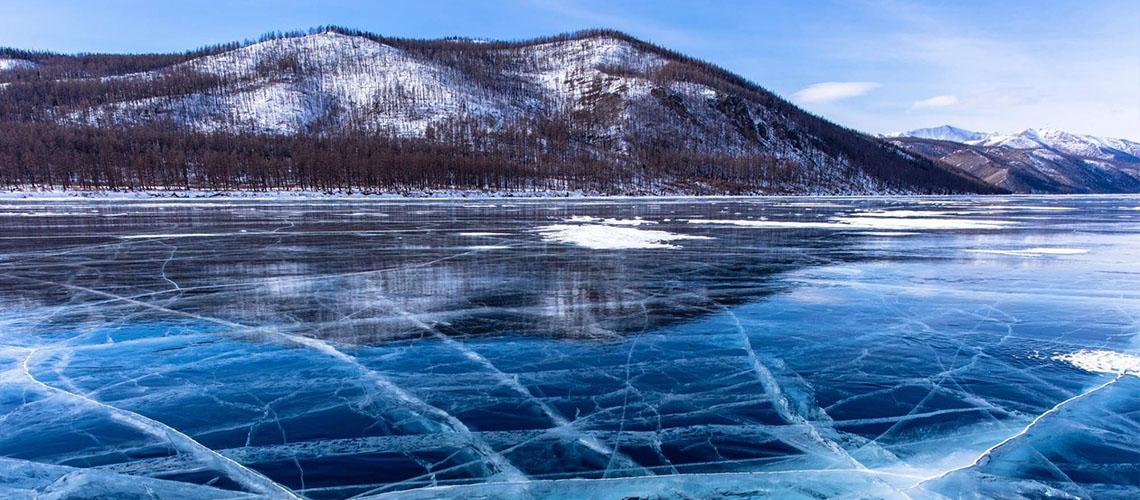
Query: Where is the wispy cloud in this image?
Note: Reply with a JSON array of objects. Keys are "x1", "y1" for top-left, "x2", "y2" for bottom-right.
[
  {"x1": 792, "y1": 82, "x2": 881, "y2": 103},
  {"x1": 912, "y1": 95, "x2": 959, "y2": 109},
  {"x1": 805, "y1": 2, "x2": 1140, "y2": 139}
]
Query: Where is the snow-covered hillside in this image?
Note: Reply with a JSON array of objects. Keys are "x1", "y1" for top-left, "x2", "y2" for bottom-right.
[
  {"x1": 69, "y1": 32, "x2": 677, "y2": 138},
  {"x1": 0, "y1": 29, "x2": 999, "y2": 195}
]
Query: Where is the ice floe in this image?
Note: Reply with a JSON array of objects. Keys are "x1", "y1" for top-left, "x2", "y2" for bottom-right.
[{"x1": 537, "y1": 224, "x2": 709, "y2": 249}]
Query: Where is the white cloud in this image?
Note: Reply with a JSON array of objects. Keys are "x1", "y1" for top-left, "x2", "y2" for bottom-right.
[
  {"x1": 912, "y1": 95, "x2": 959, "y2": 109},
  {"x1": 792, "y1": 82, "x2": 881, "y2": 103},
  {"x1": 800, "y1": 3, "x2": 1140, "y2": 140}
]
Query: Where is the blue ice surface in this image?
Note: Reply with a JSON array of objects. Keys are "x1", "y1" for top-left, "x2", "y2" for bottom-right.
[{"x1": 0, "y1": 195, "x2": 1137, "y2": 498}]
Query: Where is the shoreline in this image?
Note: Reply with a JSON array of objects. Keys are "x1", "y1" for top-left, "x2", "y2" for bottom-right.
[{"x1": 3, "y1": 189, "x2": 1129, "y2": 202}]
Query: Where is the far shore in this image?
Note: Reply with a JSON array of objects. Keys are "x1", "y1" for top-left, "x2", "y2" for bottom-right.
[{"x1": 0, "y1": 188, "x2": 1099, "y2": 201}]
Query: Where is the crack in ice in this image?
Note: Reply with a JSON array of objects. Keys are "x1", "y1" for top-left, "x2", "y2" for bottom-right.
[
  {"x1": 912, "y1": 373, "x2": 1124, "y2": 489},
  {"x1": 19, "y1": 348, "x2": 301, "y2": 499},
  {"x1": 719, "y1": 305, "x2": 871, "y2": 472},
  {"x1": 4, "y1": 273, "x2": 528, "y2": 485}
]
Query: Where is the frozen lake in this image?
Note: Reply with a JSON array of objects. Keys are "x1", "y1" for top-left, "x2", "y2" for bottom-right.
[{"x1": 1, "y1": 196, "x2": 1137, "y2": 499}]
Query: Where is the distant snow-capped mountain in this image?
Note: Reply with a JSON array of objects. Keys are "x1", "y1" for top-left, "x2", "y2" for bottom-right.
[
  {"x1": 891, "y1": 125, "x2": 1140, "y2": 160},
  {"x1": 884, "y1": 125, "x2": 989, "y2": 143},
  {"x1": 887, "y1": 125, "x2": 1140, "y2": 193},
  {"x1": 975, "y1": 128, "x2": 1140, "y2": 160}
]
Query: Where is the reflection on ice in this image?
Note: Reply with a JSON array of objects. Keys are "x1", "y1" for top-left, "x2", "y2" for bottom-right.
[{"x1": 0, "y1": 196, "x2": 1137, "y2": 498}]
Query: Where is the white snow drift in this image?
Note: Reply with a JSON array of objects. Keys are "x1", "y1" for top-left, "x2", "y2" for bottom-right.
[
  {"x1": 537, "y1": 222, "x2": 708, "y2": 249},
  {"x1": 1053, "y1": 350, "x2": 1140, "y2": 377},
  {"x1": 688, "y1": 214, "x2": 1016, "y2": 231},
  {"x1": 968, "y1": 247, "x2": 1088, "y2": 257}
]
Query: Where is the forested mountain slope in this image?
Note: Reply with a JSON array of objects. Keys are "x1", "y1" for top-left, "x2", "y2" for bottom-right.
[{"x1": 0, "y1": 28, "x2": 1001, "y2": 194}]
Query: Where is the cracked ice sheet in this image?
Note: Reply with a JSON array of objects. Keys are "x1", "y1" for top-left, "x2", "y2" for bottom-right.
[{"x1": 0, "y1": 195, "x2": 1138, "y2": 498}]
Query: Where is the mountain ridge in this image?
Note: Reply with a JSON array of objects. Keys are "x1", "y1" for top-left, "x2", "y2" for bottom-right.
[
  {"x1": 0, "y1": 27, "x2": 1000, "y2": 195},
  {"x1": 887, "y1": 125, "x2": 1140, "y2": 193},
  {"x1": 884, "y1": 125, "x2": 989, "y2": 143}
]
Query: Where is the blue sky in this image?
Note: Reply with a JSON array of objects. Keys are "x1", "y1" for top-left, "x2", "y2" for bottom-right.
[{"x1": 2, "y1": 0, "x2": 1137, "y2": 139}]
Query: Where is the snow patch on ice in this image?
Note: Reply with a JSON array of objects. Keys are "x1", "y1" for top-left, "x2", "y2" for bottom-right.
[
  {"x1": 537, "y1": 224, "x2": 709, "y2": 249},
  {"x1": 856, "y1": 210, "x2": 954, "y2": 217},
  {"x1": 689, "y1": 215, "x2": 1015, "y2": 231},
  {"x1": 968, "y1": 247, "x2": 1088, "y2": 257},
  {"x1": 459, "y1": 232, "x2": 509, "y2": 237},
  {"x1": 975, "y1": 205, "x2": 1073, "y2": 211},
  {"x1": 688, "y1": 219, "x2": 838, "y2": 229},
  {"x1": 342, "y1": 212, "x2": 389, "y2": 217},
  {"x1": 0, "y1": 211, "x2": 98, "y2": 217},
  {"x1": 120, "y1": 233, "x2": 235, "y2": 239},
  {"x1": 835, "y1": 216, "x2": 1013, "y2": 230},
  {"x1": 1053, "y1": 350, "x2": 1140, "y2": 377}
]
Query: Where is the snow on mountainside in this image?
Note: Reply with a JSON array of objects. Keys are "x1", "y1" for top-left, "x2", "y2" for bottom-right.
[
  {"x1": 74, "y1": 32, "x2": 673, "y2": 136},
  {"x1": 978, "y1": 128, "x2": 1140, "y2": 160},
  {"x1": 78, "y1": 33, "x2": 494, "y2": 134},
  {"x1": 0, "y1": 58, "x2": 38, "y2": 71},
  {"x1": 0, "y1": 29, "x2": 1000, "y2": 195},
  {"x1": 887, "y1": 125, "x2": 1140, "y2": 193},
  {"x1": 892, "y1": 125, "x2": 1140, "y2": 161}
]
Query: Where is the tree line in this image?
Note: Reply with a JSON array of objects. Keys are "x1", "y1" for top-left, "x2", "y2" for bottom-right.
[
  {"x1": 0, "y1": 118, "x2": 810, "y2": 193},
  {"x1": 0, "y1": 119, "x2": 996, "y2": 194}
]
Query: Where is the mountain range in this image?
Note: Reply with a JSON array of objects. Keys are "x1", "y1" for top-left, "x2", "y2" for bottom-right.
[
  {"x1": 886, "y1": 126, "x2": 1140, "y2": 193},
  {"x1": 0, "y1": 28, "x2": 997, "y2": 195}
]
